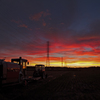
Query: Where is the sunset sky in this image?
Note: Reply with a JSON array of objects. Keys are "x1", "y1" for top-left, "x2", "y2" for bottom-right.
[{"x1": 0, "y1": 0, "x2": 100, "y2": 67}]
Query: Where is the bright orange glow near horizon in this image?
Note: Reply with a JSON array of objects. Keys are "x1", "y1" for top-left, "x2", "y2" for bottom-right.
[
  {"x1": 28, "y1": 60, "x2": 100, "y2": 67},
  {"x1": 2, "y1": 41, "x2": 100, "y2": 68}
]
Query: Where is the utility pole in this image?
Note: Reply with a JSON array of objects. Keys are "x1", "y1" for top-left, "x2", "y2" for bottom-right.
[{"x1": 46, "y1": 41, "x2": 50, "y2": 67}]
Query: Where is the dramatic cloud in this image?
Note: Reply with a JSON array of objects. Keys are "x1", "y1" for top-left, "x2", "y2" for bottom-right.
[{"x1": 0, "y1": 0, "x2": 100, "y2": 67}]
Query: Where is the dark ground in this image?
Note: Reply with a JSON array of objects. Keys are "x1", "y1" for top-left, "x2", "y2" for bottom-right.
[{"x1": 0, "y1": 68, "x2": 100, "y2": 100}]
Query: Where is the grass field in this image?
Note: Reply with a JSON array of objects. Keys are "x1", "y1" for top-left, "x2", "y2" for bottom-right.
[{"x1": 1, "y1": 68, "x2": 100, "y2": 100}]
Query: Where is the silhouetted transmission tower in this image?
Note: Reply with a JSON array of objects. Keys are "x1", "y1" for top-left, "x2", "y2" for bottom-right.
[{"x1": 46, "y1": 41, "x2": 50, "y2": 67}]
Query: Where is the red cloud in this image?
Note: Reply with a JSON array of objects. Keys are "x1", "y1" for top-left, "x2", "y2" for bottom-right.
[
  {"x1": 29, "y1": 11, "x2": 44, "y2": 21},
  {"x1": 2, "y1": 28, "x2": 100, "y2": 67},
  {"x1": 29, "y1": 10, "x2": 51, "y2": 21},
  {"x1": 11, "y1": 19, "x2": 29, "y2": 29},
  {"x1": 29, "y1": 10, "x2": 51, "y2": 27},
  {"x1": 78, "y1": 36, "x2": 100, "y2": 41},
  {"x1": 42, "y1": 19, "x2": 46, "y2": 26},
  {"x1": 11, "y1": 19, "x2": 21, "y2": 24},
  {"x1": 43, "y1": 10, "x2": 51, "y2": 17},
  {"x1": 18, "y1": 24, "x2": 28, "y2": 28},
  {"x1": 61, "y1": 23, "x2": 64, "y2": 25}
]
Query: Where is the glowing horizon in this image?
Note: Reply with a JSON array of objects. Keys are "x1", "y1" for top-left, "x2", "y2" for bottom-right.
[{"x1": 27, "y1": 57, "x2": 100, "y2": 67}]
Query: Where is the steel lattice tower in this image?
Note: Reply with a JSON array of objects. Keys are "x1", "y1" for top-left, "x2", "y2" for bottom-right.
[{"x1": 46, "y1": 41, "x2": 50, "y2": 67}]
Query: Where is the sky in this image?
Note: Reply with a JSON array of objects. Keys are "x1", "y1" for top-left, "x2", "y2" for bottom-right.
[{"x1": 0, "y1": 0, "x2": 100, "y2": 67}]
